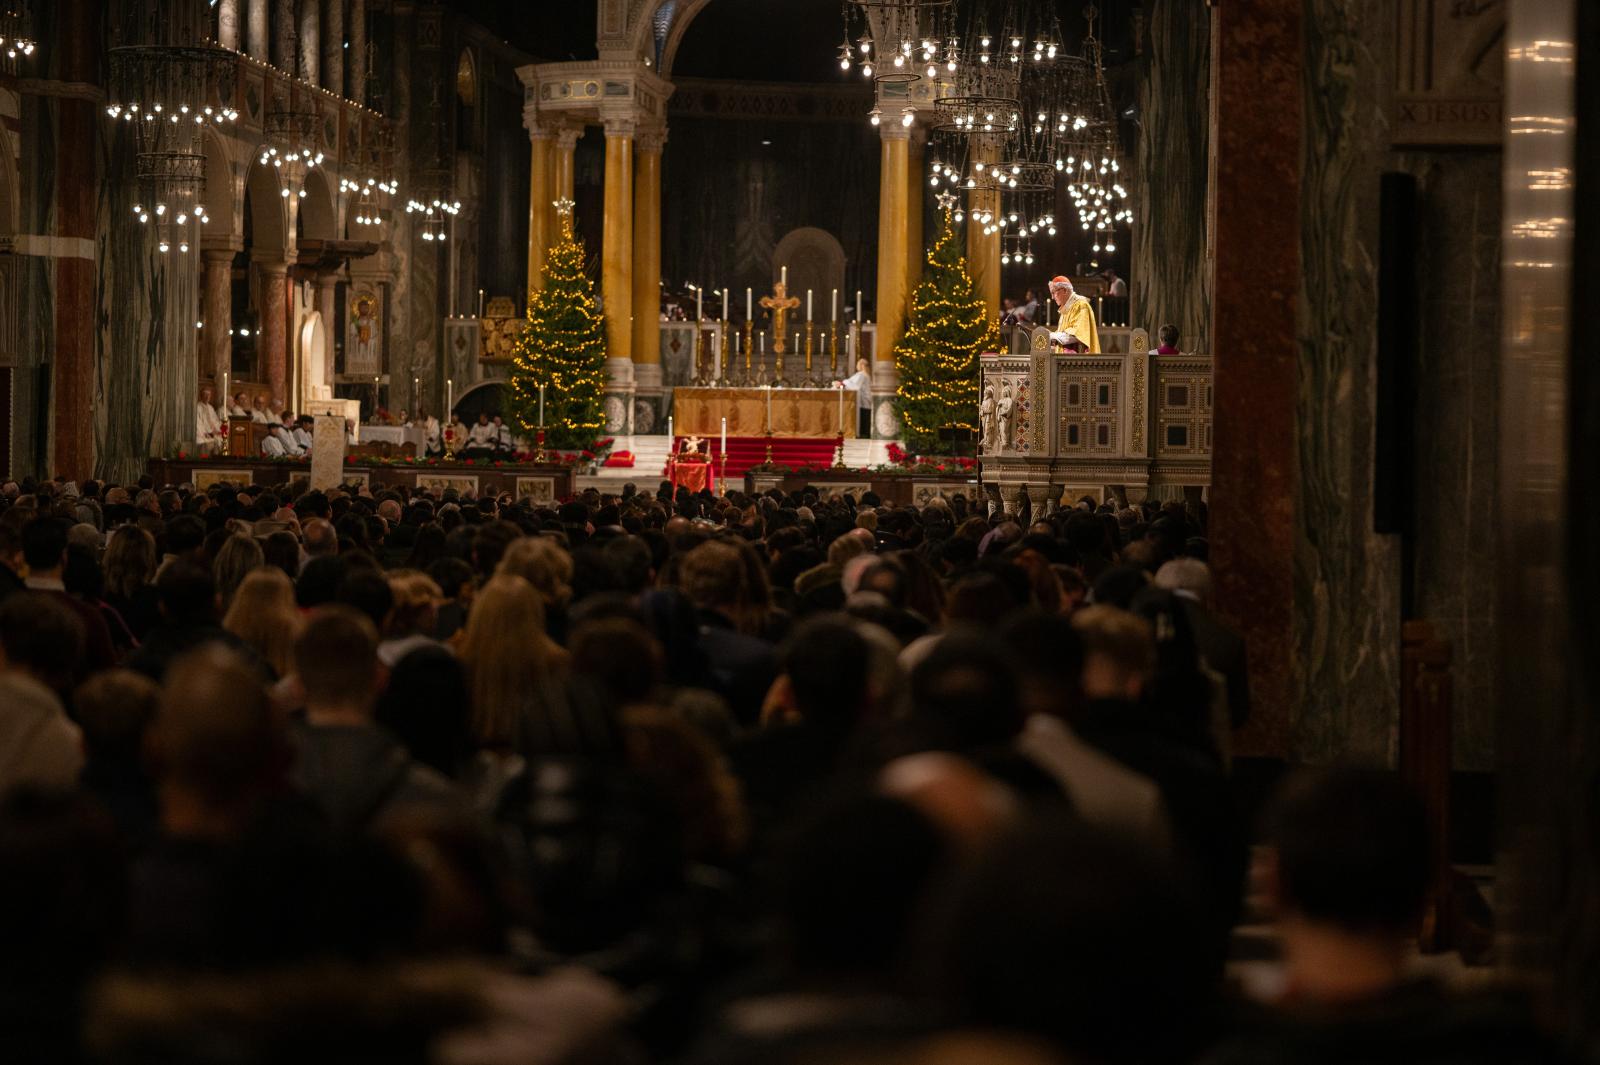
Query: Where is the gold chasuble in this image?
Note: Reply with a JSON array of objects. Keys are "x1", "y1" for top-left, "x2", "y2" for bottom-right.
[{"x1": 1059, "y1": 294, "x2": 1100, "y2": 353}]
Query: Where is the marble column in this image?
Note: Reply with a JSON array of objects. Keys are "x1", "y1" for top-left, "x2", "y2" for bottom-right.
[
  {"x1": 247, "y1": 0, "x2": 269, "y2": 60},
  {"x1": 601, "y1": 119, "x2": 634, "y2": 361},
  {"x1": 905, "y1": 125, "x2": 925, "y2": 294},
  {"x1": 525, "y1": 126, "x2": 554, "y2": 293},
  {"x1": 965, "y1": 138, "x2": 1002, "y2": 319},
  {"x1": 1208, "y1": 0, "x2": 1300, "y2": 757},
  {"x1": 256, "y1": 259, "x2": 289, "y2": 404},
  {"x1": 53, "y1": 0, "x2": 98, "y2": 480},
  {"x1": 632, "y1": 127, "x2": 663, "y2": 371},
  {"x1": 202, "y1": 248, "x2": 236, "y2": 385},
  {"x1": 272, "y1": 0, "x2": 295, "y2": 71},
  {"x1": 874, "y1": 124, "x2": 910, "y2": 367},
  {"x1": 298, "y1": 0, "x2": 320, "y2": 84},
  {"x1": 218, "y1": 0, "x2": 241, "y2": 50},
  {"x1": 347, "y1": 0, "x2": 367, "y2": 104},
  {"x1": 316, "y1": 271, "x2": 339, "y2": 397},
  {"x1": 554, "y1": 126, "x2": 579, "y2": 222},
  {"x1": 321, "y1": 0, "x2": 344, "y2": 96}
]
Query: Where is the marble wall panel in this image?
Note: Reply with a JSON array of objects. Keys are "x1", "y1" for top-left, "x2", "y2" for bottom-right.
[
  {"x1": 1399, "y1": 149, "x2": 1501, "y2": 771},
  {"x1": 1292, "y1": 0, "x2": 1404, "y2": 764}
]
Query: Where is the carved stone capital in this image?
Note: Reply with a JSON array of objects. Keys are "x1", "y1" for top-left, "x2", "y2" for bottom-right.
[
  {"x1": 602, "y1": 115, "x2": 639, "y2": 139},
  {"x1": 635, "y1": 124, "x2": 668, "y2": 154}
]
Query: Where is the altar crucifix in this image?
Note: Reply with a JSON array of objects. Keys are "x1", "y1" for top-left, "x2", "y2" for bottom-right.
[{"x1": 760, "y1": 281, "x2": 801, "y2": 354}]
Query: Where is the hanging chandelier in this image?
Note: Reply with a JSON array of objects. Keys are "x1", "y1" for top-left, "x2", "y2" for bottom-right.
[
  {"x1": 341, "y1": 120, "x2": 399, "y2": 228},
  {"x1": 1058, "y1": 4, "x2": 1130, "y2": 253},
  {"x1": 838, "y1": 0, "x2": 955, "y2": 84},
  {"x1": 405, "y1": 193, "x2": 460, "y2": 241},
  {"x1": 0, "y1": 1, "x2": 35, "y2": 61},
  {"x1": 105, "y1": 1, "x2": 238, "y2": 254},
  {"x1": 260, "y1": 84, "x2": 324, "y2": 202},
  {"x1": 407, "y1": 84, "x2": 458, "y2": 244}
]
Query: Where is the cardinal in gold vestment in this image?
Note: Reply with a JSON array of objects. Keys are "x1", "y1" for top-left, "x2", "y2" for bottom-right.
[{"x1": 1046, "y1": 275, "x2": 1101, "y2": 353}]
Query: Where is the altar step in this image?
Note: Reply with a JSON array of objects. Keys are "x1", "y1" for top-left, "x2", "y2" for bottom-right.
[{"x1": 575, "y1": 435, "x2": 896, "y2": 493}]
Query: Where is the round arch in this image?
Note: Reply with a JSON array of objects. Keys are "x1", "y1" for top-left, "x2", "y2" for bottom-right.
[
  {"x1": 652, "y1": 0, "x2": 713, "y2": 77},
  {"x1": 453, "y1": 380, "x2": 506, "y2": 420},
  {"x1": 298, "y1": 166, "x2": 338, "y2": 242},
  {"x1": 244, "y1": 158, "x2": 289, "y2": 258},
  {"x1": 201, "y1": 127, "x2": 239, "y2": 237},
  {"x1": 297, "y1": 310, "x2": 330, "y2": 403}
]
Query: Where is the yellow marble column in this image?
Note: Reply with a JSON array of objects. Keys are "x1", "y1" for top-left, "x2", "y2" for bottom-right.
[
  {"x1": 874, "y1": 125, "x2": 911, "y2": 365},
  {"x1": 601, "y1": 120, "x2": 634, "y2": 360},
  {"x1": 905, "y1": 126, "x2": 925, "y2": 293},
  {"x1": 966, "y1": 139, "x2": 1002, "y2": 319},
  {"x1": 526, "y1": 128, "x2": 554, "y2": 294},
  {"x1": 631, "y1": 128, "x2": 663, "y2": 366},
  {"x1": 550, "y1": 126, "x2": 582, "y2": 246}
]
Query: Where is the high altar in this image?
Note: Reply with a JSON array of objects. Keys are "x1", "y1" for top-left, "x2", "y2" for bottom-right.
[{"x1": 672, "y1": 387, "x2": 861, "y2": 438}]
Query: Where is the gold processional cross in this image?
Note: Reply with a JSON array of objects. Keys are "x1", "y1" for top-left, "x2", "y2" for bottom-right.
[{"x1": 759, "y1": 281, "x2": 801, "y2": 354}]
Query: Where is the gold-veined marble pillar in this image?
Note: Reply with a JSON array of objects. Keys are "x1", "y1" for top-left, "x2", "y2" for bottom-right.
[
  {"x1": 966, "y1": 137, "x2": 1002, "y2": 319},
  {"x1": 905, "y1": 125, "x2": 925, "y2": 294},
  {"x1": 601, "y1": 119, "x2": 634, "y2": 361},
  {"x1": 874, "y1": 124, "x2": 910, "y2": 368},
  {"x1": 526, "y1": 126, "x2": 554, "y2": 293},
  {"x1": 631, "y1": 127, "x2": 663, "y2": 367},
  {"x1": 553, "y1": 126, "x2": 579, "y2": 230}
]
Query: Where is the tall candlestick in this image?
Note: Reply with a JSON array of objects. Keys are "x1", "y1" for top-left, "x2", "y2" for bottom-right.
[
  {"x1": 806, "y1": 289, "x2": 813, "y2": 322},
  {"x1": 831, "y1": 288, "x2": 838, "y2": 322},
  {"x1": 746, "y1": 287, "x2": 753, "y2": 320}
]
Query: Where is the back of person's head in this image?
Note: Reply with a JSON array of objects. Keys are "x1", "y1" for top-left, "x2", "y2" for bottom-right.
[
  {"x1": 336, "y1": 568, "x2": 395, "y2": 633},
  {"x1": 571, "y1": 616, "x2": 662, "y2": 707},
  {"x1": 0, "y1": 591, "x2": 84, "y2": 697},
  {"x1": 944, "y1": 571, "x2": 1020, "y2": 628},
  {"x1": 780, "y1": 792, "x2": 945, "y2": 977},
  {"x1": 148, "y1": 646, "x2": 286, "y2": 820},
  {"x1": 677, "y1": 540, "x2": 748, "y2": 614},
  {"x1": 1153, "y1": 557, "x2": 1212, "y2": 605},
  {"x1": 460, "y1": 575, "x2": 549, "y2": 747},
  {"x1": 301, "y1": 517, "x2": 337, "y2": 559},
  {"x1": 103, "y1": 525, "x2": 157, "y2": 600},
  {"x1": 293, "y1": 606, "x2": 380, "y2": 711},
  {"x1": 74, "y1": 669, "x2": 160, "y2": 763},
  {"x1": 1071, "y1": 605, "x2": 1154, "y2": 703},
  {"x1": 261, "y1": 529, "x2": 300, "y2": 579},
  {"x1": 602, "y1": 535, "x2": 654, "y2": 595},
  {"x1": 934, "y1": 815, "x2": 1212, "y2": 1064},
  {"x1": 385, "y1": 571, "x2": 442, "y2": 638},
  {"x1": 1159, "y1": 323, "x2": 1179, "y2": 346},
  {"x1": 996, "y1": 611, "x2": 1084, "y2": 718},
  {"x1": 374, "y1": 645, "x2": 472, "y2": 777},
  {"x1": 910, "y1": 633, "x2": 1023, "y2": 749},
  {"x1": 222, "y1": 568, "x2": 300, "y2": 679},
  {"x1": 472, "y1": 520, "x2": 524, "y2": 579},
  {"x1": 21, "y1": 516, "x2": 67, "y2": 572},
  {"x1": 426, "y1": 556, "x2": 475, "y2": 600},
  {"x1": 781, "y1": 616, "x2": 873, "y2": 734},
  {"x1": 496, "y1": 534, "x2": 573, "y2": 607},
  {"x1": 295, "y1": 554, "x2": 346, "y2": 609},
  {"x1": 155, "y1": 560, "x2": 217, "y2": 625},
  {"x1": 211, "y1": 533, "x2": 264, "y2": 611},
  {"x1": 1266, "y1": 767, "x2": 1429, "y2": 934},
  {"x1": 162, "y1": 513, "x2": 206, "y2": 556}
]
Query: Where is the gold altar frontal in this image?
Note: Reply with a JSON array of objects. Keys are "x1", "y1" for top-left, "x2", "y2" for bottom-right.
[{"x1": 673, "y1": 387, "x2": 859, "y2": 438}]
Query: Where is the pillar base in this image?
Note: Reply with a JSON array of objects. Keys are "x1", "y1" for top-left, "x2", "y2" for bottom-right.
[
  {"x1": 603, "y1": 356, "x2": 636, "y2": 436},
  {"x1": 631, "y1": 362, "x2": 664, "y2": 435}
]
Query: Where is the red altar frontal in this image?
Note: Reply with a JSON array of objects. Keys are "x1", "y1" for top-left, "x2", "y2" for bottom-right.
[{"x1": 147, "y1": 458, "x2": 577, "y2": 504}]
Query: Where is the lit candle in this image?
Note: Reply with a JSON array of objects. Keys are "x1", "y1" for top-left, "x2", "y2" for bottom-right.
[
  {"x1": 722, "y1": 287, "x2": 729, "y2": 322},
  {"x1": 720, "y1": 416, "x2": 727, "y2": 454},
  {"x1": 831, "y1": 288, "x2": 838, "y2": 322},
  {"x1": 734, "y1": 331, "x2": 741, "y2": 355},
  {"x1": 856, "y1": 289, "x2": 863, "y2": 321},
  {"x1": 746, "y1": 287, "x2": 753, "y2": 320},
  {"x1": 446, "y1": 378, "x2": 453, "y2": 412},
  {"x1": 667, "y1": 415, "x2": 673, "y2": 442},
  {"x1": 780, "y1": 265, "x2": 787, "y2": 288},
  {"x1": 538, "y1": 384, "x2": 545, "y2": 427},
  {"x1": 696, "y1": 287, "x2": 703, "y2": 322},
  {"x1": 222, "y1": 372, "x2": 229, "y2": 407},
  {"x1": 806, "y1": 289, "x2": 813, "y2": 322},
  {"x1": 837, "y1": 381, "x2": 844, "y2": 433},
  {"x1": 478, "y1": 289, "x2": 484, "y2": 318},
  {"x1": 764, "y1": 384, "x2": 772, "y2": 430},
  {"x1": 760, "y1": 333, "x2": 765, "y2": 354}
]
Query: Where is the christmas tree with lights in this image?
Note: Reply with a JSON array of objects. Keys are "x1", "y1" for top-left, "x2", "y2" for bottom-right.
[
  {"x1": 892, "y1": 197, "x2": 999, "y2": 453},
  {"x1": 506, "y1": 199, "x2": 607, "y2": 450}
]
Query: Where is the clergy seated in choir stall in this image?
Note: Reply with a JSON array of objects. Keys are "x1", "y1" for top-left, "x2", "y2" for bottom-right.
[
  {"x1": 461, "y1": 413, "x2": 503, "y2": 460},
  {"x1": 414, "y1": 408, "x2": 443, "y2": 455},
  {"x1": 195, "y1": 387, "x2": 224, "y2": 450},
  {"x1": 250, "y1": 392, "x2": 280, "y2": 425},
  {"x1": 1156, "y1": 324, "x2": 1182, "y2": 355},
  {"x1": 1047, "y1": 275, "x2": 1101, "y2": 353},
  {"x1": 228, "y1": 391, "x2": 251, "y2": 418},
  {"x1": 834, "y1": 358, "x2": 873, "y2": 440}
]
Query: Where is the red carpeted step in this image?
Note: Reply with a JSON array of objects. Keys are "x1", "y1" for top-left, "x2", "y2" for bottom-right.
[{"x1": 664, "y1": 436, "x2": 843, "y2": 480}]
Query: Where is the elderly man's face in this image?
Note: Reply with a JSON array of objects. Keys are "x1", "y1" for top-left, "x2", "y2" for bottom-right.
[{"x1": 1052, "y1": 285, "x2": 1072, "y2": 307}]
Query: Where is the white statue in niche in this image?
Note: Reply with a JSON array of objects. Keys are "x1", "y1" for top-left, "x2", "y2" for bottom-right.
[
  {"x1": 980, "y1": 382, "x2": 998, "y2": 453},
  {"x1": 996, "y1": 380, "x2": 1016, "y2": 452}
]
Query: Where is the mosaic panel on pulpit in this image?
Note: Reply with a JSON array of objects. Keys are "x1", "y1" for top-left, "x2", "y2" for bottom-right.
[
  {"x1": 1154, "y1": 364, "x2": 1213, "y2": 459},
  {"x1": 1057, "y1": 365, "x2": 1122, "y2": 455}
]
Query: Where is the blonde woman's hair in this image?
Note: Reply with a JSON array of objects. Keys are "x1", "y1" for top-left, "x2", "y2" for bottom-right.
[
  {"x1": 212, "y1": 534, "x2": 265, "y2": 612},
  {"x1": 103, "y1": 525, "x2": 157, "y2": 601},
  {"x1": 222, "y1": 567, "x2": 302, "y2": 678},
  {"x1": 458, "y1": 574, "x2": 550, "y2": 748},
  {"x1": 386, "y1": 569, "x2": 442, "y2": 638},
  {"x1": 495, "y1": 536, "x2": 572, "y2": 609}
]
